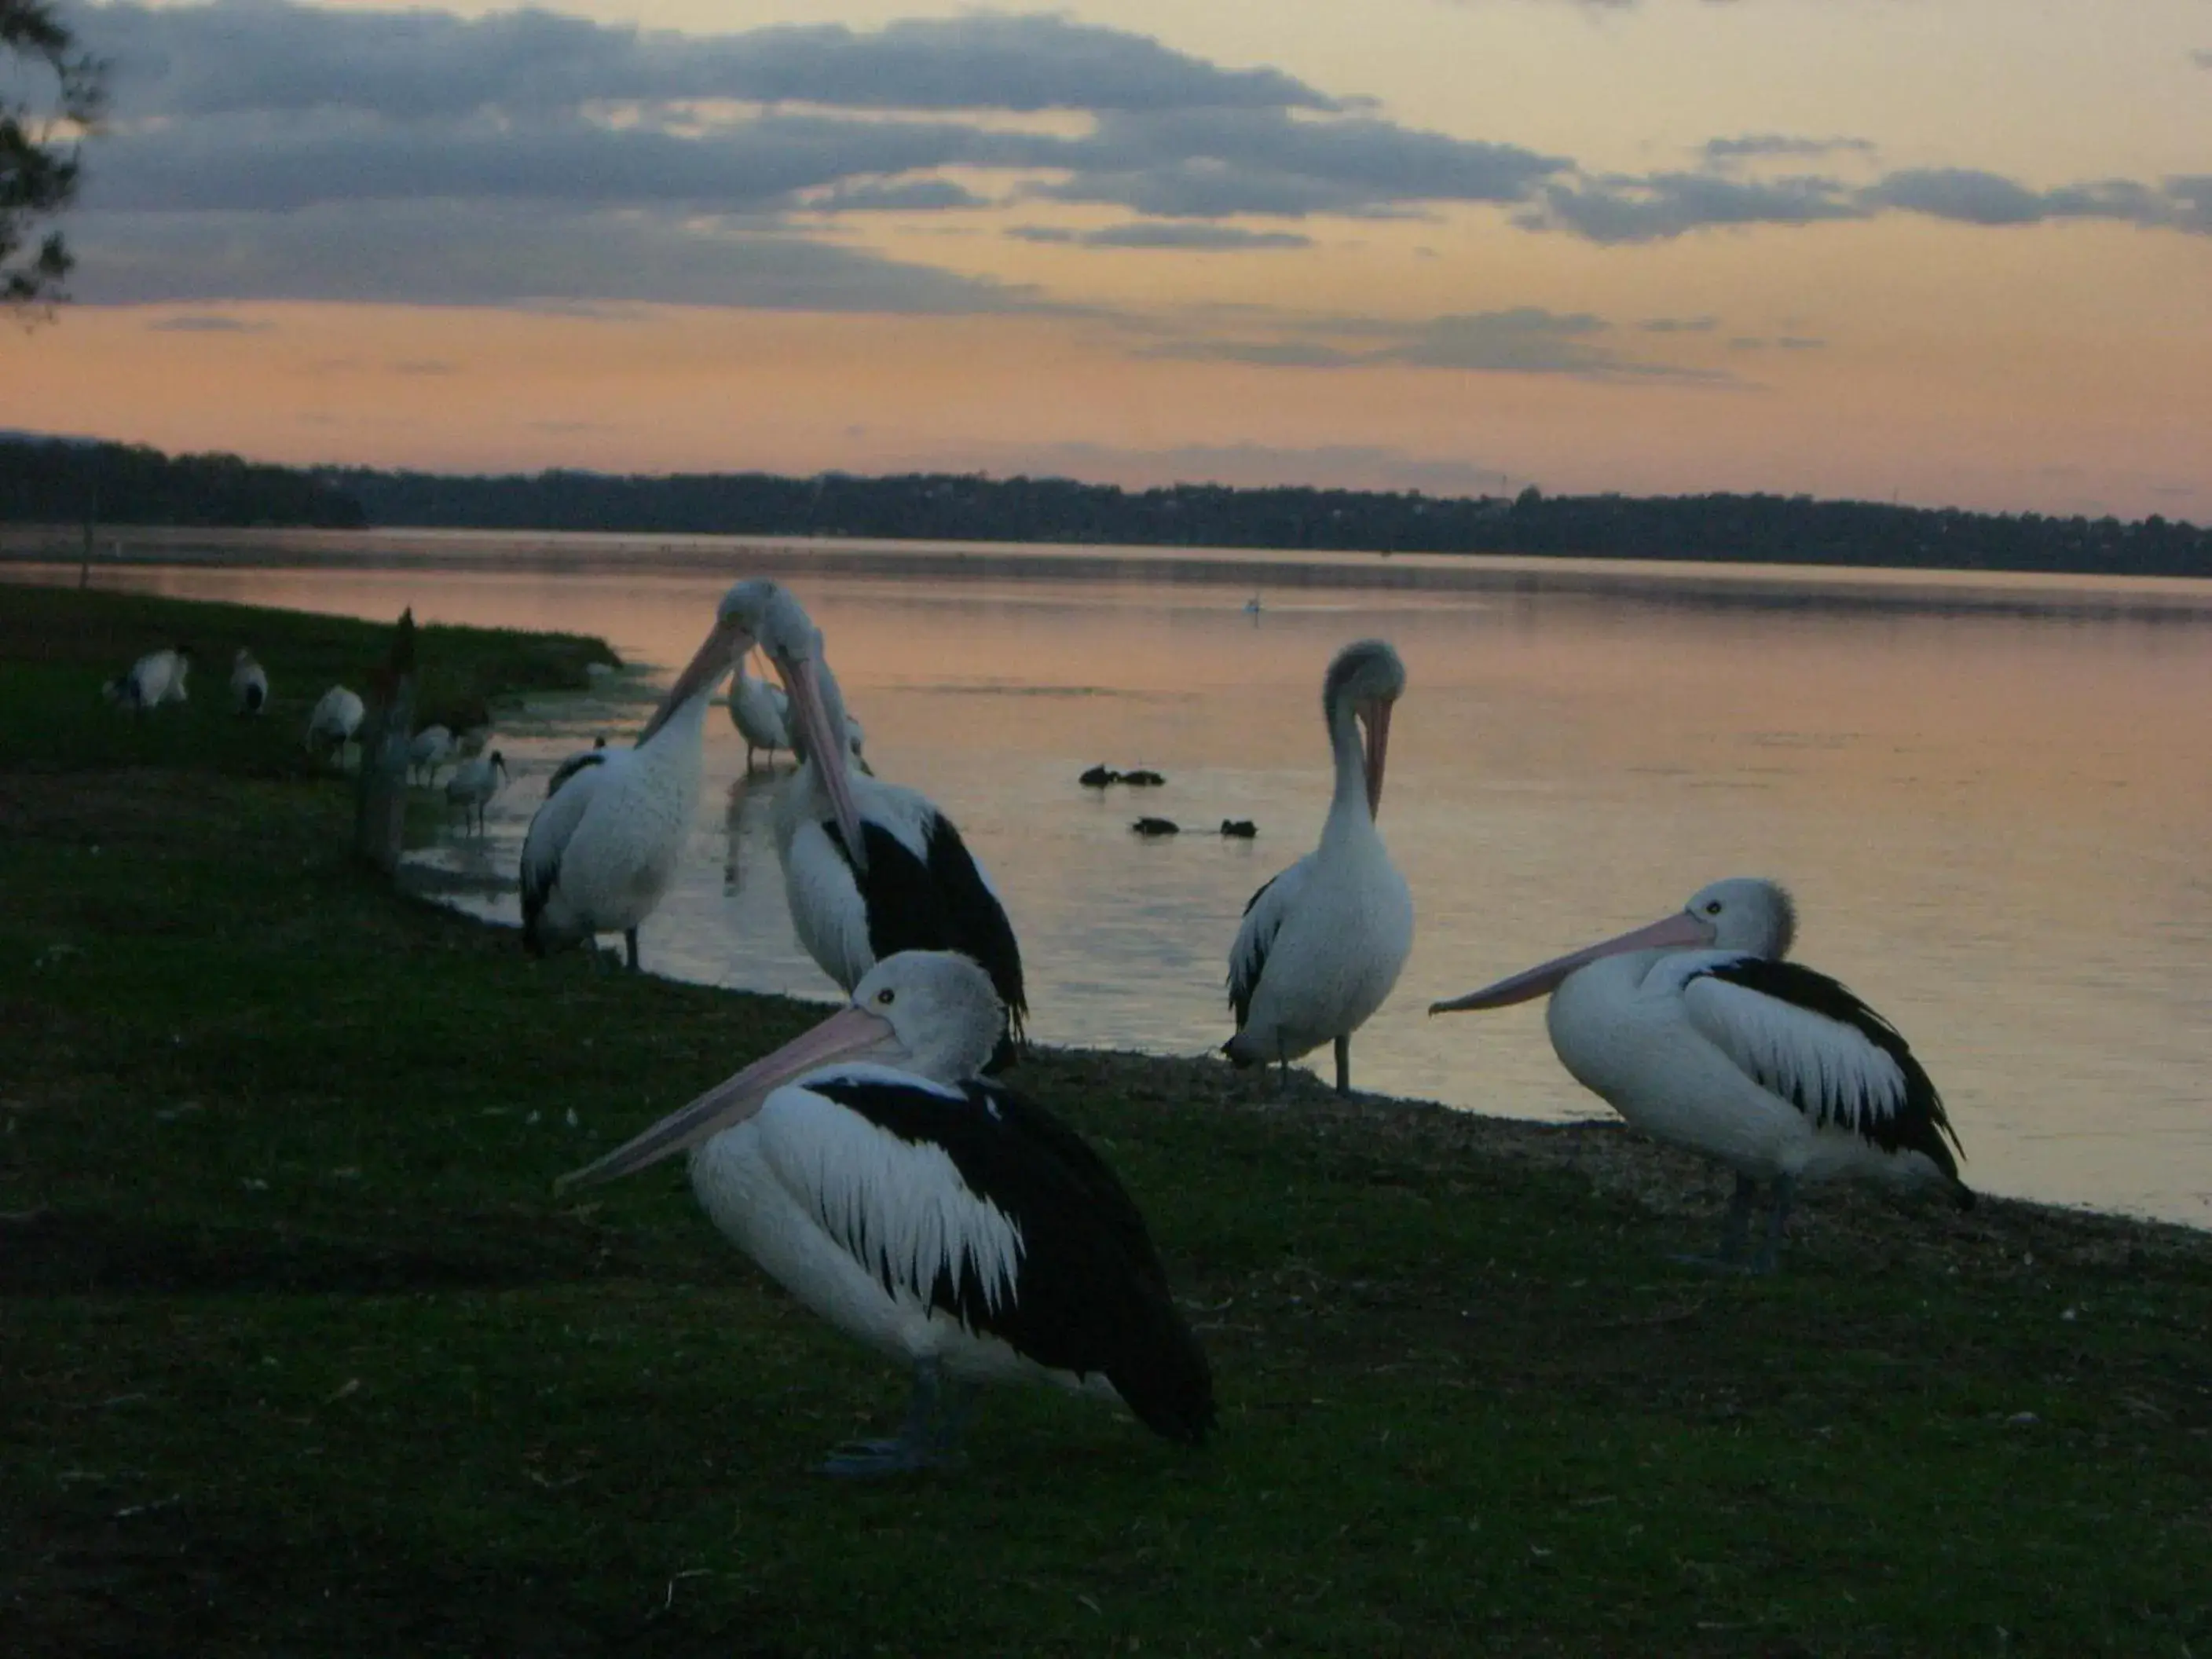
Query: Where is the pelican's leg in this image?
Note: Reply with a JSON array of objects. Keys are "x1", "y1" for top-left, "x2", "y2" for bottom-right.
[
  {"x1": 821, "y1": 1363, "x2": 965, "y2": 1478},
  {"x1": 1275, "y1": 1038, "x2": 1291, "y2": 1097},
  {"x1": 1333, "y1": 1034, "x2": 1352, "y2": 1097},
  {"x1": 1751, "y1": 1174, "x2": 1796, "y2": 1276},
  {"x1": 1671, "y1": 1173, "x2": 1760, "y2": 1273},
  {"x1": 623, "y1": 928, "x2": 640, "y2": 972},
  {"x1": 1718, "y1": 1172, "x2": 1757, "y2": 1265}
]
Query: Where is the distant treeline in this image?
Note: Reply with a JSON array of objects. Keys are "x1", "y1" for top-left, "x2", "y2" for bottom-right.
[
  {"x1": 0, "y1": 438, "x2": 365, "y2": 529},
  {"x1": 5, "y1": 436, "x2": 2208, "y2": 577}
]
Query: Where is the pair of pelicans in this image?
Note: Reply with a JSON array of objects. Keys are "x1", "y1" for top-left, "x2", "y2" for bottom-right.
[{"x1": 532, "y1": 580, "x2": 1971, "y2": 1477}]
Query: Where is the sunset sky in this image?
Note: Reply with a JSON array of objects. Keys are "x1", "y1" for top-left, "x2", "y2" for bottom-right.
[{"x1": 5, "y1": 0, "x2": 2209, "y2": 518}]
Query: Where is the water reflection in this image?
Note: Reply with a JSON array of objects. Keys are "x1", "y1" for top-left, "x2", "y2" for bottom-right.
[{"x1": 24, "y1": 547, "x2": 2212, "y2": 1229}]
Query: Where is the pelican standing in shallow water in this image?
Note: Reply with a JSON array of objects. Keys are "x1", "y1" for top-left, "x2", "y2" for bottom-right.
[
  {"x1": 1225, "y1": 639, "x2": 1413, "y2": 1095},
  {"x1": 521, "y1": 587, "x2": 760, "y2": 970},
  {"x1": 745, "y1": 584, "x2": 1027, "y2": 1060},
  {"x1": 557, "y1": 950, "x2": 1214, "y2": 1476},
  {"x1": 1430, "y1": 877, "x2": 1972, "y2": 1273}
]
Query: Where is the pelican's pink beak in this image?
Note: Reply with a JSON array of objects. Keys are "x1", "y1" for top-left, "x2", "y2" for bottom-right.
[
  {"x1": 776, "y1": 652, "x2": 869, "y2": 875},
  {"x1": 555, "y1": 1004, "x2": 903, "y2": 1192},
  {"x1": 1360, "y1": 696, "x2": 1393, "y2": 819},
  {"x1": 639, "y1": 617, "x2": 754, "y2": 744},
  {"x1": 1428, "y1": 911, "x2": 1716, "y2": 1014}
]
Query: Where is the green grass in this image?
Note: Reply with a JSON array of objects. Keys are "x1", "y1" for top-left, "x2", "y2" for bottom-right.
[{"x1": 3, "y1": 588, "x2": 2209, "y2": 1655}]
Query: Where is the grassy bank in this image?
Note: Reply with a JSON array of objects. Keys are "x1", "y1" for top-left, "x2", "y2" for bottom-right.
[{"x1": 3, "y1": 589, "x2": 2208, "y2": 1656}]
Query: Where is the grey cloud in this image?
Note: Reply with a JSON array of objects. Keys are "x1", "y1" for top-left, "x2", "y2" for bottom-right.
[
  {"x1": 1639, "y1": 314, "x2": 1719, "y2": 333},
  {"x1": 2193, "y1": 49, "x2": 2212, "y2": 69},
  {"x1": 797, "y1": 180, "x2": 990, "y2": 214},
  {"x1": 1147, "y1": 306, "x2": 1727, "y2": 382},
  {"x1": 89, "y1": 2, "x2": 1332, "y2": 119},
  {"x1": 1866, "y1": 168, "x2": 2195, "y2": 232},
  {"x1": 1042, "y1": 108, "x2": 1567, "y2": 218},
  {"x1": 1776, "y1": 336, "x2": 1826, "y2": 350},
  {"x1": 1536, "y1": 165, "x2": 2212, "y2": 243},
  {"x1": 68, "y1": 203, "x2": 1056, "y2": 314},
  {"x1": 1533, "y1": 171, "x2": 1865, "y2": 242},
  {"x1": 1009, "y1": 222, "x2": 1312, "y2": 251},
  {"x1": 1701, "y1": 134, "x2": 1876, "y2": 166},
  {"x1": 145, "y1": 313, "x2": 271, "y2": 332}
]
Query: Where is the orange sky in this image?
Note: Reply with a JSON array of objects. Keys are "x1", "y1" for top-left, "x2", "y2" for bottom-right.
[{"x1": 5, "y1": 0, "x2": 2208, "y2": 518}]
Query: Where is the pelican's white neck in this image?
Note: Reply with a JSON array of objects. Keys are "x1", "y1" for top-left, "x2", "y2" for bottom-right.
[{"x1": 1321, "y1": 700, "x2": 1375, "y2": 844}]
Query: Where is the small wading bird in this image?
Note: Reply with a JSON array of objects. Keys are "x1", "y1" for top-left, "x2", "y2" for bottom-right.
[
  {"x1": 304, "y1": 685, "x2": 364, "y2": 763},
  {"x1": 1430, "y1": 877, "x2": 1972, "y2": 1273},
  {"x1": 1226, "y1": 639, "x2": 1413, "y2": 1096},
  {"x1": 522, "y1": 586, "x2": 760, "y2": 970},
  {"x1": 408, "y1": 723, "x2": 453, "y2": 784},
  {"x1": 556, "y1": 950, "x2": 1214, "y2": 1476},
  {"x1": 104, "y1": 645, "x2": 192, "y2": 711},
  {"x1": 445, "y1": 749, "x2": 508, "y2": 833},
  {"x1": 748, "y1": 584, "x2": 1027, "y2": 1063},
  {"x1": 230, "y1": 649, "x2": 267, "y2": 716}
]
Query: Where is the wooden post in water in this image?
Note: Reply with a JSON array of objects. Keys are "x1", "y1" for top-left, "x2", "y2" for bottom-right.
[
  {"x1": 353, "y1": 608, "x2": 418, "y2": 876},
  {"x1": 78, "y1": 480, "x2": 98, "y2": 589}
]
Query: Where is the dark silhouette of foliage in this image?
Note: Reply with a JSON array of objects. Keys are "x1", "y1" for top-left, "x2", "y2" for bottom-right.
[
  {"x1": 0, "y1": 438, "x2": 367, "y2": 526},
  {"x1": 2, "y1": 0, "x2": 106, "y2": 311},
  {"x1": 4, "y1": 435, "x2": 2207, "y2": 577}
]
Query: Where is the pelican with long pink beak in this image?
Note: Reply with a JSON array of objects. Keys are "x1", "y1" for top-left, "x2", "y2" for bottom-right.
[
  {"x1": 519, "y1": 582, "x2": 758, "y2": 970},
  {"x1": 745, "y1": 584, "x2": 1027, "y2": 1064},
  {"x1": 557, "y1": 950, "x2": 1215, "y2": 1477},
  {"x1": 1225, "y1": 638, "x2": 1413, "y2": 1095},
  {"x1": 1431, "y1": 877, "x2": 1973, "y2": 1272}
]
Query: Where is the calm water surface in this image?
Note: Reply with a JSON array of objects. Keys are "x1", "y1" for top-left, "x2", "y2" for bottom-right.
[{"x1": 38, "y1": 540, "x2": 2212, "y2": 1228}]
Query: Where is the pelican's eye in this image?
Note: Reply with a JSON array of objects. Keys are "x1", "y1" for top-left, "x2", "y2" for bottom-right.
[
  {"x1": 875, "y1": 988, "x2": 895, "y2": 1006},
  {"x1": 1703, "y1": 901, "x2": 1723, "y2": 916}
]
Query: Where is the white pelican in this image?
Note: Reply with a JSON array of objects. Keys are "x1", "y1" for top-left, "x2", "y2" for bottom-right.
[
  {"x1": 744, "y1": 585, "x2": 1027, "y2": 1062},
  {"x1": 557, "y1": 950, "x2": 1215, "y2": 1476},
  {"x1": 304, "y1": 685, "x2": 364, "y2": 763},
  {"x1": 729, "y1": 654, "x2": 792, "y2": 772},
  {"x1": 1430, "y1": 877, "x2": 1973, "y2": 1273},
  {"x1": 1225, "y1": 639, "x2": 1413, "y2": 1095},
  {"x1": 408, "y1": 723, "x2": 454, "y2": 784},
  {"x1": 520, "y1": 588, "x2": 756, "y2": 970},
  {"x1": 445, "y1": 749, "x2": 508, "y2": 833},
  {"x1": 108, "y1": 646, "x2": 192, "y2": 711},
  {"x1": 230, "y1": 650, "x2": 267, "y2": 716}
]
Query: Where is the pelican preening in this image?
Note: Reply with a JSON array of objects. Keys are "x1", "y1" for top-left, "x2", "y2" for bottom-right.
[
  {"x1": 304, "y1": 685, "x2": 364, "y2": 763},
  {"x1": 1226, "y1": 639, "x2": 1413, "y2": 1096},
  {"x1": 230, "y1": 650, "x2": 267, "y2": 716},
  {"x1": 740, "y1": 584, "x2": 1028, "y2": 1063},
  {"x1": 558, "y1": 950, "x2": 1214, "y2": 1476},
  {"x1": 1430, "y1": 877, "x2": 1972, "y2": 1273},
  {"x1": 105, "y1": 646, "x2": 192, "y2": 711},
  {"x1": 446, "y1": 749, "x2": 508, "y2": 833},
  {"x1": 522, "y1": 585, "x2": 760, "y2": 971}
]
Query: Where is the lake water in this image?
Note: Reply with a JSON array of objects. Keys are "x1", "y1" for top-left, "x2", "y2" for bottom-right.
[{"x1": 20, "y1": 533, "x2": 2212, "y2": 1229}]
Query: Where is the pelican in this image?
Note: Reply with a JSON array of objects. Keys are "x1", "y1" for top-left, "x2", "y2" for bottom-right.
[
  {"x1": 729, "y1": 654, "x2": 792, "y2": 772},
  {"x1": 408, "y1": 723, "x2": 454, "y2": 784},
  {"x1": 520, "y1": 589, "x2": 756, "y2": 970},
  {"x1": 108, "y1": 646, "x2": 192, "y2": 711},
  {"x1": 1225, "y1": 639, "x2": 1412, "y2": 1095},
  {"x1": 230, "y1": 650, "x2": 267, "y2": 716},
  {"x1": 304, "y1": 685, "x2": 364, "y2": 763},
  {"x1": 557, "y1": 950, "x2": 1215, "y2": 1476},
  {"x1": 1430, "y1": 877, "x2": 1973, "y2": 1273},
  {"x1": 743, "y1": 585, "x2": 1027, "y2": 1061},
  {"x1": 445, "y1": 749, "x2": 508, "y2": 833}
]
